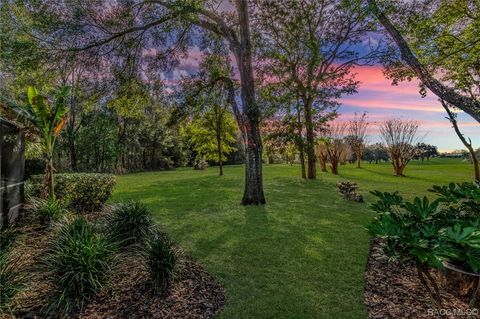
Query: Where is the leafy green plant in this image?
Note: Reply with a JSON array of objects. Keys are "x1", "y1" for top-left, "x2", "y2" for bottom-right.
[
  {"x1": 29, "y1": 173, "x2": 116, "y2": 212},
  {"x1": 441, "y1": 225, "x2": 480, "y2": 273},
  {"x1": 106, "y1": 201, "x2": 154, "y2": 247},
  {"x1": 430, "y1": 182, "x2": 480, "y2": 217},
  {"x1": 368, "y1": 184, "x2": 480, "y2": 307},
  {"x1": 0, "y1": 229, "x2": 24, "y2": 313},
  {"x1": 42, "y1": 217, "x2": 115, "y2": 316},
  {"x1": 6, "y1": 87, "x2": 69, "y2": 199},
  {"x1": 32, "y1": 197, "x2": 66, "y2": 224},
  {"x1": 369, "y1": 190, "x2": 403, "y2": 213},
  {"x1": 145, "y1": 232, "x2": 177, "y2": 292},
  {"x1": 0, "y1": 226, "x2": 18, "y2": 253}
]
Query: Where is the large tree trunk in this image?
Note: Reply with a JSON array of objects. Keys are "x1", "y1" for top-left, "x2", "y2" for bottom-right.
[
  {"x1": 303, "y1": 99, "x2": 316, "y2": 179},
  {"x1": 356, "y1": 150, "x2": 361, "y2": 168},
  {"x1": 295, "y1": 97, "x2": 306, "y2": 179},
  {"x1": 234, "y1": 0, "x2": 265, "y2": 205},
  {"x1": 242, "y1": 122, "x2": 265, "y2": 204}
]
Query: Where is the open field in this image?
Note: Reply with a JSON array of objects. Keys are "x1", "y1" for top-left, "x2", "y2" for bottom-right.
[{"x1": 111, "y1": 158, "x2": 473, "y2": 318}]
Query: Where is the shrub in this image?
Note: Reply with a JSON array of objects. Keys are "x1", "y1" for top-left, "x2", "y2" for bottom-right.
[
  {"x1": 145, "y1": 232, "x2": 177, "y2": 291},
  {"x1": 430, "y1": 182, "x2": 480, "y2": 217},
  {"x1": 367, "y1": 183, "x2": 480, "y2": 307},
  {"x1": 106, "y1": 201, "x2": 154, "y2": 248},
  {"x1": 0, "y1": 229, "x2": 24, "y2": 313},
  {"x1": 193, "y1": 158, "x2": 208, "y2": 170},
  {"x1": 337, "y1": 181, "x2": 363, "y2": 202},
  {"x1": 42, "y1": 217, "x2": 115, "y2": 316},
  {"x1": 0, "y1": 226, "x2": 18, "y2": 253},
  {"x1": 29, "y1": 173, "x2": 116, "y2": 212},
  {"x1": 31, "y1": 197, "x2": 66, "y2": 224}
]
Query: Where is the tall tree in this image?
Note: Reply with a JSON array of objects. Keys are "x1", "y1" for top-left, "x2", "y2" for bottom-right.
[
  {"x1": 184, "y1": 103, "x2": 237, "y2": 176},
  {"x1": 363, "y1": 143, "x2": 389, "y2": 164},
  {"x1": 415, "y1": 143, "x2": 438, "y2": 162},
  {"x1": 11, "y1": 0, "x2": 266, "y2": 204},
  {"x1": 254, "y1": 0, "x2": 380, "y2": 179},
  {"x1": 368, "y1": 0, "x2": 480, "y2": 122}
]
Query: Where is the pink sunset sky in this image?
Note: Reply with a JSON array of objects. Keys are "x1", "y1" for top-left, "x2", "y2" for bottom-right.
[
  {"x1": 339, "y1": 66, "x2": 480, "y2": 152},
  {"x1": 168, "y1": 48, "x2": 479, "y2": 152}
]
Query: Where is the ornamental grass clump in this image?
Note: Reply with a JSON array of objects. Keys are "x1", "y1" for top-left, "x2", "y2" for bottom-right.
[
  {"x1": 145, "y1": 232, "x2": 177, "y2": 292},
  {"x1": 42, "y1": 217, "x2": 115, "y2": 316},
  {"x1": 0, "y1": 228, "x2": 24, "y2": 313},
  {"x1": 32, "y1": 197, "x2": 67, "y2": 224},
  {"x1": 106, "y1": 201, "x2": 154, "y2": 248}
]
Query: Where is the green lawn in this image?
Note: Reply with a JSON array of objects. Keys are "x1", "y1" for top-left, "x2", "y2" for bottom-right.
[{"x1": 111, "y1": 158, "x2": 473, "y2": 319}]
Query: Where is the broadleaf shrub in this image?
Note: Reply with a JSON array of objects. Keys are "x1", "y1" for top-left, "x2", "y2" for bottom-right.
[
  {"x1": 106, "y1": 201, "x2": 154, "y2": 247},
  {"x1": 368, "y1": 183, "x2": 480, "y2": 307},
  {"x1": 368, "y1": 182, "x2": 480, "y2": 273},
  {"x1": 29, "y1": 173, "x2": 115, "y2": 212},
  {"x1": 42, "y1": 217, "x2": 115, "y2": 316}
]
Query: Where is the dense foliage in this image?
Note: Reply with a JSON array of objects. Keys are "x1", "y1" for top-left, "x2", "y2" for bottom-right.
[
  {"x1": 29, "y1": 173, "x2": 116, "y2": 212},
  {"x1": 106, "y1": 201, "x2": 154, "y2": 248},
  {"x1": 3, "y1": 87, "x2": 69, "y2": 199},
  {"x1": 368, "y1": 183, "x2": 480, "y2": 273},
  {"x1": 31, "y1": 197, "x2": 66, "y2": 224},
  {"x1": 41, "y1": 217, "x2": 115, "y2": 316},
  {"x1": 145, "y1": 232, "x2": 177, "y2": 292},
  {"x1": 0, "y1": 229, "x2": 23, "y2": 313}
]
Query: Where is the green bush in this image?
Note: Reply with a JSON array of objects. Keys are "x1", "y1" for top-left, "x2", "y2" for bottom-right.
[
  {"x1": 106, "y1": 201, "x2": 154, "y2": 247},
  {"x1": 368, "y1": 185, "x2": 480, "y2": 273},
  {"x1": 0, "y1": 229, "x2": 24, "y2": 313},
  {"x1": 31, "y1": 197, "x2": 66, "y2": 224},
  {"x1": 42, "y1": 217, "x2": 115, "y2": 316},
  {"x1": 29, "y1": 173, "x2": 116, "y2": 212},
  {"x1": 367, "y1": 183, "x2": 480, "y2": 307},
  {"x1": 145, "y1": 232, "x2": 177, "y2": 291}
]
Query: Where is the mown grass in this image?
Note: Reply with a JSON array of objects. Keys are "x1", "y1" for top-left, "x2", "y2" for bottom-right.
[{"x1": 111, "y1": 158, "x2": 473, "y2": 318}]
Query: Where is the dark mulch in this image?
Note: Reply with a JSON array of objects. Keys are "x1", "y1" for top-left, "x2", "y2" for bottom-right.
[
  {"x1": 1, "y1": 212, "x2": 225, "y2": 319},
  {"x1": 75, "y1": 253, "x2": 225, "y2": 319},
  {"x1": 365, "y1": 239, "x2": 479, "y2": 319}
]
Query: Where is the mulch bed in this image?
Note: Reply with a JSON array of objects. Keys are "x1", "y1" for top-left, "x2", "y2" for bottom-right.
[
  {"x1": 1, "y1": 213, "x2": 225, "y2": 319},
  {"x1": 365, "y1": 239, "x2": 479, "y2": 319}
]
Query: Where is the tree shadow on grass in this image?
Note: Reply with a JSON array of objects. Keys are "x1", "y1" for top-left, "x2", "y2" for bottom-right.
[{"x1": 112, "y1": 171, "x2": 371, "y2": 318}]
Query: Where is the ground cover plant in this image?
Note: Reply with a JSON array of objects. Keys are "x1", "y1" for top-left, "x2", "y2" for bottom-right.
[
  {"x1": 41, "y1": 217, "x2": 116, "y2": 316},
  {"x1": 105, "y1": 201, "x2": 154, "y2": 248},
  {"x1": 145, "y1": 232, "x2": 178, "y2": 292},
  {"x1": 30, "y1": 197, "x2": 66, "y2": 224},
  {"x1": 0, "y1": 197, "x2": 225, "y2": 318},
  {"x1": 0, "y1": 228, "x2": 23, "y2": 313}
]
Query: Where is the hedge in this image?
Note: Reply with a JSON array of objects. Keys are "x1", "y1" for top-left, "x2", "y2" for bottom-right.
[{"x1": 28, "y1": 173, "x2": 116, "y2": 212}]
